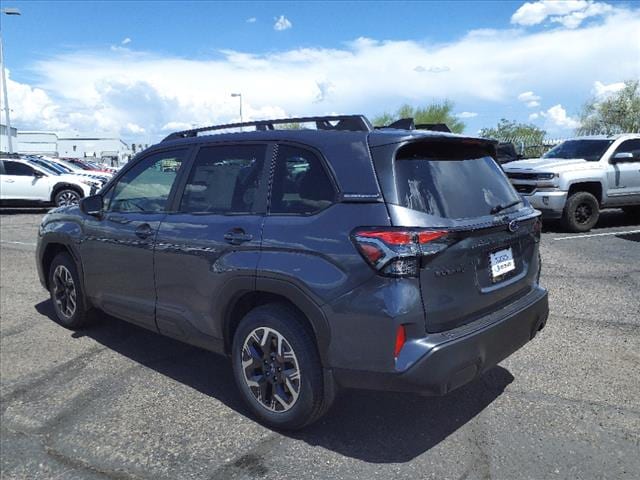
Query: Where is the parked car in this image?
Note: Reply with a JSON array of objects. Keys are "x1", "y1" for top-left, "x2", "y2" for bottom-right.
[
  {"x1": 496, "y1": 142, "x2": 523, "y2": 164},
  {"x1": 38, "y1": 156, "x2": 112, "y2": 184},
  {"x1": 503, "y1": 134, "x2": 640, "y2": 232},
  {"x1": 0, "y1": 157, "x2": 100, "y2": 207},
  {"x1": 36, "y1": 115, "x2": 548, "y2": 429}
]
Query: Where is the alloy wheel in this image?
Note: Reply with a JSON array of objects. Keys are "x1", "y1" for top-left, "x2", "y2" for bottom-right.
[
  {"x1": 241, "y1": 327, "x2": 301, "y2": 413},
  {"x1": 57, "y1": 191, "x2": 80, "y2": 206},
  {"x1": 53, "y1": 265, "x2": 77, "y2": 319},
  {"x1": 574, "y1": 203, "x2": 592, "y2": 224}
]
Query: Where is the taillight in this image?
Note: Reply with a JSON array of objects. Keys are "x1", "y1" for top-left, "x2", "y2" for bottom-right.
[
  {"x1": 352, "y1": 227, "x2": 449, "y2": 277},
  {"x1": 394, "y1": 325, "x2": 406, "y2": 359}
]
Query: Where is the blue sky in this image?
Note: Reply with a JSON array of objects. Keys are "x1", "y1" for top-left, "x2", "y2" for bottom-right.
[{"x1": 2, "y1": 0, "x2": 640, "y2": 143}]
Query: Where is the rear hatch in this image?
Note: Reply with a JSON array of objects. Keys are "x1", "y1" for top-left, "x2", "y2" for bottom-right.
[{"x1": 371, "y1": 138, "x2": 541, "y2": 333}]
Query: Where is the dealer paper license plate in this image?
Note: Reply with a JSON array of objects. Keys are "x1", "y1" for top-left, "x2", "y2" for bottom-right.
[{"x1": 490, "y1": 247, "x2": 515, "y2": 279}]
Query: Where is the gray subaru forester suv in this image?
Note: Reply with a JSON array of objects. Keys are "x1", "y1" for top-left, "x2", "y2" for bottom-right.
[{"x1": 36, "y1": 115, "x2": 549, "y2": 430}]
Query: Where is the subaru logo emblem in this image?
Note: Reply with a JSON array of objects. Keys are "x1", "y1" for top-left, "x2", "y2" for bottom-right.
[{"x1": 508, "y1": 220, "x2": 519, "y2": 233}]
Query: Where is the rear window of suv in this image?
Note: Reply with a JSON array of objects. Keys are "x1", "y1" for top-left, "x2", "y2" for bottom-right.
[{"x1": 393, "y1": 141, "x2": 521, "y2": 219}]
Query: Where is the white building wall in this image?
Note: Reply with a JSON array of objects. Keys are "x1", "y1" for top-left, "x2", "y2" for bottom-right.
[
  {"x1": 17, "y1": 131, "x2": 59, "y2": 155},
  {"x1": 57, "y1": 136, "x2": 131, "y2": 163}
]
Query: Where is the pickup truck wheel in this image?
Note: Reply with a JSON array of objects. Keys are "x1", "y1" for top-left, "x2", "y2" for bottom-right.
[
  {"x1": 562, "y1": 191, "x2": 599, "y2": 232},
  {"x1": 232, "y1": 303, "x2": 333, "y2": 430},
  {"x1": 48, "y1": 252, "x2": 90, "y2": 329},
  {"x1": 54, "y1": 188, "x2": 81, "y2": 207}
]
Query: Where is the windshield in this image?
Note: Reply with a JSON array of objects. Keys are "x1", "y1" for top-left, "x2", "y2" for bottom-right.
[
  {"x1": 27, "y1": 160, "x2": 59, "y2": 176},
  {"x1": 543, "y1": 140, "x2": 613, "y2": 162},
  {"x1": 394, "y1": 155, "x2": 521, "y2": 219}
]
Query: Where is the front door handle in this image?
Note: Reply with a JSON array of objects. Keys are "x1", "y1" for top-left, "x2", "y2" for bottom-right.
[
  {"x1": 135, "y1": 223, "x2": 153, "y2": 240},
  {"x1": 224, "y1": 228, "x2": 253, "y2": 245},
  {"x1": 4, "y1": 179, "x2": 15, "y2": 183}
]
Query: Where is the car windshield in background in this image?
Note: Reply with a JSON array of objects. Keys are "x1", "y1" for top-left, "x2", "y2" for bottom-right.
[
  {"x1": 394, "y1": 156, "x2": 521, "y2": 218},
  {"x1": 27, "y1": 161, "x2": 59, "y2": 176},
  {"x1": 543, "y1": 140, "x2": 613, "y2": 161}
]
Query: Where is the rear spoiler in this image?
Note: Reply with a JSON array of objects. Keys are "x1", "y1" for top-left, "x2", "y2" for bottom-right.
[{"x1": 375, "y1": 118, "x2": 452, "y2": 133}]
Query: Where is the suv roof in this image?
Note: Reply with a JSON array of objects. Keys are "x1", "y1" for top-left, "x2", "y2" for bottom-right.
[{"x1": 159, "y1": 114, "x2": 491, "y2": 149}]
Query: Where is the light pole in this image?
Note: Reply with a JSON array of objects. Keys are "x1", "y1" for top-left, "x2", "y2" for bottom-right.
[
  {"x1": 231, "y1": 93, "x2": 242, "y2": 131},
  {"x1": 1, "y1": 7, "x2": 20, "y2": 154}
]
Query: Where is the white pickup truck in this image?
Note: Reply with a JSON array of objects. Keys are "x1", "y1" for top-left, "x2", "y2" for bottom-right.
[{"x1": 503, "y1": 134, "x2": 640, "y2": 232}]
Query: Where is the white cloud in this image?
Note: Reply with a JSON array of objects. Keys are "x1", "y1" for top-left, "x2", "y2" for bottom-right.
[
  {"x1": 126, "y1": 122, "x2": 145, "y2": 134},
  {"x1": 246, "y1": 17, "x2": 257, "y2": 23},
  {"x1": 538, "y1": 104, "x2": 581, "y2": 129},
  {"x1": 121, "y1": 37, "x2": 131, "y2": 45},
  {"x1": 456, "y1": 111, "x2": 478, "y2": 118},
  {"x1": 592, "y1": 80, "x2": 625, "y2": 99},
  {"x1": 529, "y1": 113, "x2": 540, "y2": 120},
  {"x1": 517, "y1": 91, "x2": 541, "y2": 108},
  {"x1": 512, "y1": 0, "x2": 614, "y2": 29},
  {"x1": 274, "y1": 15, "x2": 292, "y2": 31},
  {"x1": 7, "y1": 6, "x2": 639, "y2": 140},
  {"x1": 414, "y1": 65, "x2": 450, "y2": 73}
]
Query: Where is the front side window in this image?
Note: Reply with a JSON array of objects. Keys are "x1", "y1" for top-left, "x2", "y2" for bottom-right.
[
  {"x1": 270, "y1": 145, "x2": 336, "y2": 214},
  {"x1": 180, "y1": 144, "x2": 266, "y2": 214},
  {"x1": 543, "y1": 140, "x2": 613, "y2": 162},
  {"x1": 4, "y1": 161, "x2": 37, "y2": 176},
  {"x1": 107, "y1": 149, "x2": 187, "y2": 213},
  {"x1": 614, "y1": 139, "x2": 640, "y2": 160}
]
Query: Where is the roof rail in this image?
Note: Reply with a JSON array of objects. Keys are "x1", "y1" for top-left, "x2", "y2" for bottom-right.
[
  {"x1": 374, "y1": 118, "x2": 452, "y2": 133},
  {"x1": 162, "y1": 115, "x2": 373, "y2": 142}
]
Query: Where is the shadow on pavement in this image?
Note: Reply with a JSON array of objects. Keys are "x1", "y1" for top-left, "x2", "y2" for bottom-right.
[
  {"x1": 35, "y1": 300, "x2": 513, "y2": 463},
  {"x1": 541, "y1": 208, "x2": 638, "y2": 233}
]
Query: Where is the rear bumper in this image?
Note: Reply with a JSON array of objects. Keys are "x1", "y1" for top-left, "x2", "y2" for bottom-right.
[{"x1": 333, "y1": 286, "x2": 548, "y2": 395}]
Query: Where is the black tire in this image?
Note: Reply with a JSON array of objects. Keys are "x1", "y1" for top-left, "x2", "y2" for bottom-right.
[
  {"x1": 54, "y1": 188, "x2": 82, "y2": 207},
  {"x1": 231, "y1": 303, "x2": 334, "y2": 430},
  {"x1": 48, "y1": 252, "x2": 90, "y2": 329},
  {"x1": 562, "y1": 191, "x2": 600, "y2": 232}
]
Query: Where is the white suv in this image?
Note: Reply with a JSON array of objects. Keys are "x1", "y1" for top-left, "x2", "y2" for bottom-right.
[{"x1": 0, "y1": 158, "x2": 100, "y2": 207}]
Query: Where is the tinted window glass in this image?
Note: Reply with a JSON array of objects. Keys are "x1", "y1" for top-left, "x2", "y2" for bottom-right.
[
  {"x1": 180, "y1": 145, "x2": 266, "y2": 214},
  {"x1": 108, "y1": 149, "x2": 187, "y2": 213},
  {"x1": 394, "y1": 152, "x2": 520, "y2": 219},
  {"x1": 615, "y1": 139, "x2": 640, "y2": 159},
  {"x1": 270, "y1": 145, "x2": 335, "y2": 214},
  {"x1": 4, "y1": 161, "x2": 36, "y2": 176},
  {"x1": 543, "y1": 140, "x2": 613, "y2": 161}
]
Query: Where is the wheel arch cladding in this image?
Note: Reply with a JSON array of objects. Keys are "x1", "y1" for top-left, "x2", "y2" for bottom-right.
[
  {"x1": 568, "y1": 181, "x2": 603, "y2": 203},
  {"x1": 51, "y1": 183, "x2": 84, "y2": 202},
  {"x1": 223, "y1": 287, "x2": 330, "y2": 366}
]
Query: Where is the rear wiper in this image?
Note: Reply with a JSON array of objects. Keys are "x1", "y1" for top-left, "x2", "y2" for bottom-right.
[{"x1": 490, "y1": 199, "x2": 522, "y2": 215}]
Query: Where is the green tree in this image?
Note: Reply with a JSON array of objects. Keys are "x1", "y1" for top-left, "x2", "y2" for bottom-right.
[
  {"x1": 372, "y1": 100, "x2": 466, "y2": 133},
  {"x1": 577, "y1": 79, "x2": 640, "y2": 135},
  {"x1": 479, "y1": 119, "x2": 547, "y2": 158}
]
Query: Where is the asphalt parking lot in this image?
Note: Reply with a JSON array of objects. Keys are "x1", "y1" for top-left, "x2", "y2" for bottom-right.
[{"x1": 1, "y1": 209, "x2": 639, "y2": 480}]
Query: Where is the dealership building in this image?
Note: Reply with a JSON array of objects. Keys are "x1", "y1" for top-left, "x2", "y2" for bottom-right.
[{"x1": 16, "y1": 131, "x2": 132, "y2": 165}]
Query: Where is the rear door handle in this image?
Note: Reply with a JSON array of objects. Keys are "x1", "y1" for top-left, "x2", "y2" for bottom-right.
[
  {"x1": 135, "y1": 223, "x2": 153, "y2": 240},
  {"x1": 4, "y1": 179, "x2": 15, "y2": 183},
  {"x1": 224, "y1": 229, "x2": 253, "y2": 245}
]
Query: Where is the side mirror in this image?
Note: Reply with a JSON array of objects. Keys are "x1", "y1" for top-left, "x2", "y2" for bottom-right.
[
  {"x1": 80, "y1": 194, "x2": 104, "y2": 217},
  {"x1": 612, "y1": 152, "x2": 634, "y2": 163},
  {"x1": 33, "y1": 170, "x2": 45, "y2": 178}
]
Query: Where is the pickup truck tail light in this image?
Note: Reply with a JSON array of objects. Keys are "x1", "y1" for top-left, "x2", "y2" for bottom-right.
[{"x1": 352, "y1": 227, "x2": 449, "y2": 277}]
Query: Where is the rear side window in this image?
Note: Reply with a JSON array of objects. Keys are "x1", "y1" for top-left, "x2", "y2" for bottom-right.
[
  {"x1": 394, "y1": 142, "x2": 521, "y2": 219},
  {"x1": 180, "y1": 144, "x2": 266, "y2": 214},
  {"x1": 4, "y1": 161, "x2": 35, "y2": 176},
  {"x1": 270, "y1": 145, "x2": 336, "y2": 214}
]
